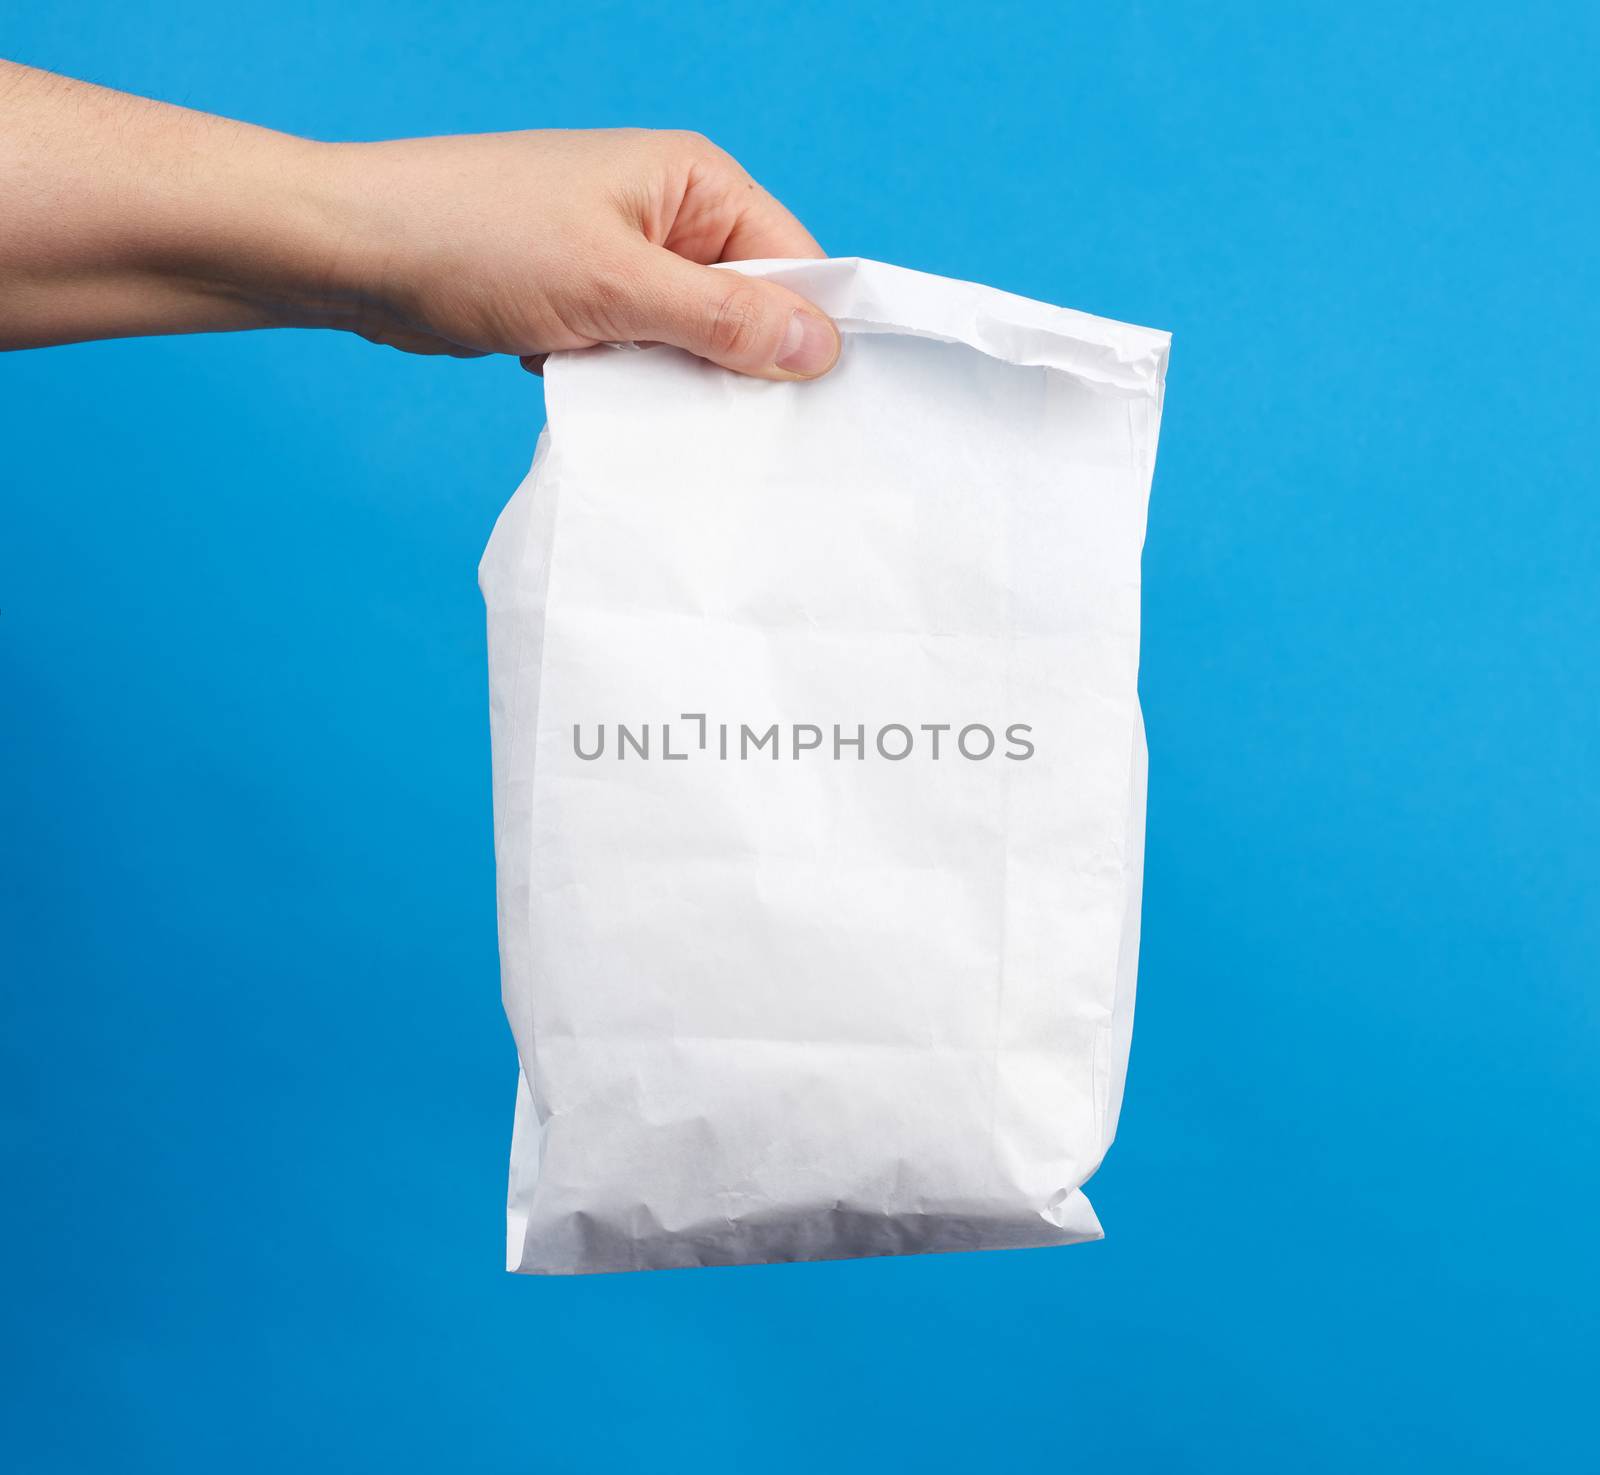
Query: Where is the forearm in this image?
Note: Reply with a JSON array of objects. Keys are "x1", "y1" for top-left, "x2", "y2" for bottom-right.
[
  {"x1": 0, "y1": 64, "x2": 837, "y2": 377},
  {"x1": 0, "y1": 59, "x2": 348, "y2": 349}
]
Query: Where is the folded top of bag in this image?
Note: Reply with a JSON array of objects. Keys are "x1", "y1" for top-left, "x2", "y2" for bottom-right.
[{"x1": 712, "y1": 256, "x2": 1170, "y2": 397}]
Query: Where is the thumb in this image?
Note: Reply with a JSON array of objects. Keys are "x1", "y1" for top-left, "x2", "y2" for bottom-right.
[{"x1": 618, "y1": 248, "x2": 841, "y2": 381}]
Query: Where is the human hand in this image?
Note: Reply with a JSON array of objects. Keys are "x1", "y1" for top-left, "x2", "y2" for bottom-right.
[
  {"x1": 0, "y1": 62, "x2": 840, "y2": 380},
  {"x1": 318, "y1": 128, "x2": 840, "y2": 380}
]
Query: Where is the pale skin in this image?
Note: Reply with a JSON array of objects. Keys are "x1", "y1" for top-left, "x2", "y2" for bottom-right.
[{"x1": 0, "y1": 59, "x2": 841, "y2": 380}]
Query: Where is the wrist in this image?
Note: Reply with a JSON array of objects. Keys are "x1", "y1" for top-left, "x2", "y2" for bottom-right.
[
  {"x1": 237, "y1": 137, "x2": 437, "y2": 341},
  {"x1": 162, "y1": 131, "x2": 371, "y2": 334}
]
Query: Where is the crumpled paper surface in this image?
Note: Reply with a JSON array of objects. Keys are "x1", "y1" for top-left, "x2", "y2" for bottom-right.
[{"x1": 480, "y1": 258, "x2": 1170, "y2": 1273}]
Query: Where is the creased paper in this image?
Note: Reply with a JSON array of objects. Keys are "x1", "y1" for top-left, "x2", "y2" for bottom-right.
[{"x1": 480, "y1": 258, "x2": 1170, "y2": 1273}]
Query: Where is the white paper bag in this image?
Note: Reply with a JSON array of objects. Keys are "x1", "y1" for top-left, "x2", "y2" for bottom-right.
[{"x1": 480, "y1": 258, "x2": 1169, "y2": 1274}]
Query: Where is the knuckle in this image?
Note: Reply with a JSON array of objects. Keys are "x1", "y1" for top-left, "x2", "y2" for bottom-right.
[
  {"x1": 706, "y1": 284, "x2": 770, "y2": 361},
  {"x1": 665, "y1": 128, "x2": 730, "y2": 170}
]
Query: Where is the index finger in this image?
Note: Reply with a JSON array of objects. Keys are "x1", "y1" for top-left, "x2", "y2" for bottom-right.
[{"x1": 719, "y1": 177, "x2": 826, "y2": 262}]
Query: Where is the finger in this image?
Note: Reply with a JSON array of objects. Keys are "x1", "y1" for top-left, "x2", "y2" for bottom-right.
[
  {"x1": 621, "y1": 246, "x2": 840, "y2": 381},
  {"x1": 520, "y1": 354, "x2": 548, "y2": 376},
  {"x1": 719, "y1": 180, "x2": 826, "y2": 262}
]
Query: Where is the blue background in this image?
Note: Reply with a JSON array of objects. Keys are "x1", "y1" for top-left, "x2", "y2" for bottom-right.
[{"x1": 3, "y1": 4, "x2": 1596, "y2": 1470}]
